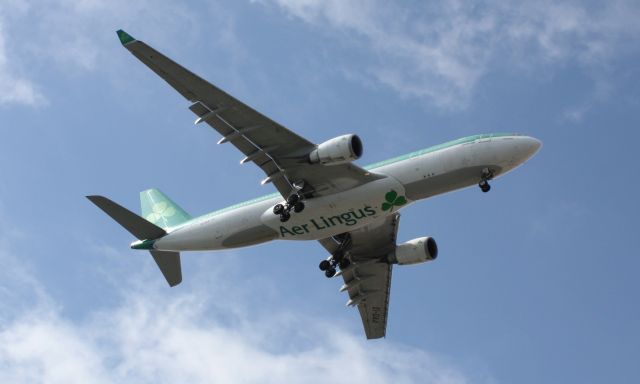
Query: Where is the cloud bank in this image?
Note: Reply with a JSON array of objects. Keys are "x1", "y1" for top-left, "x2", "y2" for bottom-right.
[
  {"x1": 262, "y1": 0, "x2": 640, "y2": 109},
  {"x1": 0, "y1": 19, "x2": 45, "y2": 106},
  {"x1": 0, "y1": 244, "x2": 478, "y2": 384},
  {"x1": 0, "y1": 0, "x2": 199, "y2": 107},
  {"x1": 1, "y1": 0, "x2": 638, "y2": 110}
]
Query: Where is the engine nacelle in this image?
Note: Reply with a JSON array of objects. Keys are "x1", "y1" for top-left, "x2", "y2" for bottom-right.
[
  {"x1": 388, "y1": 237, "x2": 438, "y2": 265},
  {"x1": 309, "y1": 134, "x2": 363, "y2": 165}
]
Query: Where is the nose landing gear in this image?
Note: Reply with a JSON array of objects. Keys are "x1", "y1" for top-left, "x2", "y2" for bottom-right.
[
  {"x1": 479, "y1": 168, "x2": 494, "y2": 193},
  {"x1": 273, "y1": 193, "x2": 305, "y2": 222},
  {"x1": 479, "y1": 179, "x2": 491, "y2": 193}
]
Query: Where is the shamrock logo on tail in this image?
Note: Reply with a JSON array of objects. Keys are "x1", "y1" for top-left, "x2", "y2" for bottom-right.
[
  {"x1": 381, "y1": 190, "x2": 407, "y2": 212},
  {"x1": 146, "y1": 202, "x2": 176, "y2": 224}
]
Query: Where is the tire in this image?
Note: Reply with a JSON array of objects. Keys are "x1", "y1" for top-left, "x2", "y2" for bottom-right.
[
  {"x1": 293, "y1": 201, "x2": 305, "y2": 213},
  {"x1": 482, "y1": 184, "x2": 491, "y2": 193},
  {"x1": 287, "y1": 194, "x2": 300, "y2": 205},
  {"x1": 273, "y1": 204, "x2": 284, "y2": 215},
  {"x1": 325, "y1": 268, "x2": 337, "y2": 278},
  {"x1": 319, "y1": 260, "x2": 331, "y2": 271},
  {"x1": 280, "y1": 212, "x2": 291, "y2": 222}
]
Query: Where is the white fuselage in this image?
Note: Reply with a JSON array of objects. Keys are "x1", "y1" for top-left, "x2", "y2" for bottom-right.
[{"x1": 152, "y1": 134, "x2": 541, "y2": 251}]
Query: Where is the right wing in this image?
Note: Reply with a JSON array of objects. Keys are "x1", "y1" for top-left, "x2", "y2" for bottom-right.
[
  {"x1": 116, "y1": 30, "x2": 382, "y2": 198},
  {"x1": 318, "y1": 213, "x2": 400, "y2": 339}
]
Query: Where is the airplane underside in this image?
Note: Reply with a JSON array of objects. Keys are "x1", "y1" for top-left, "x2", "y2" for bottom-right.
[{"x1": 88, "y1": 30, "x2": 542, "y2": 339}]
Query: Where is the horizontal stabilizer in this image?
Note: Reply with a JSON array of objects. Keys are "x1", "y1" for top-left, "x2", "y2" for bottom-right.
[
  {"x1": 150, "y1": 250, "x2": 182, "y2": 287},
  {"x1": 87, "y1": 195, "x2": 166, "y2": 240}
]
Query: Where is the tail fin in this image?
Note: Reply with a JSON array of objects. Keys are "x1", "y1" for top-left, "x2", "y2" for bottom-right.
[
  {"x1": 87, "y1": 195, "x2": 182, "y2": 287},
  {"x1": 140, "y1": 188, "x2": 191, "y2": 229}
]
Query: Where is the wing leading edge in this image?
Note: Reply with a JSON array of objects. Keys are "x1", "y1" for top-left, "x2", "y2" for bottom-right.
[{"x1": 116, "y1": 30, "x2": 382, "y2": 198}]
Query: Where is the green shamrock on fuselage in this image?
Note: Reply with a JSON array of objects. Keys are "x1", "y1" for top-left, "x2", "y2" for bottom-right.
[{"x1": 381, "y1": 190, "x2": 407, "y2": 212}]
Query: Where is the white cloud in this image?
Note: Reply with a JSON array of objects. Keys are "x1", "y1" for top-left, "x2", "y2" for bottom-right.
[
  {"x1": 0, "y1": 0, "x2": 201, "y2": 107},
  {"x1": 0, "y1": 245, "x2": 480, "y2": 384},
  {"x1": 260, "y1": 0, "x2": 493, "y2": 108},
  {"x1": 261, "y1": 0, "x2": 640, "y2": 109},
  {"x1": 0, "y1": 21, "x2": 46, "y2": 106},
  {"x1": 561, "y1": 104, "x2": 589, "y2": 123},
  {"x1": 3, "y1": 1, "x2": 637, "y2": 111},
  {"x1": 0, "y1": 76, "x2": 46, "y2": 106}
]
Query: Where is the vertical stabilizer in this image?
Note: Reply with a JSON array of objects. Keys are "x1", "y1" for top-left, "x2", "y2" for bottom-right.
[{"x1": 140, "y1": 188, "x2": 191, "y2": 229}]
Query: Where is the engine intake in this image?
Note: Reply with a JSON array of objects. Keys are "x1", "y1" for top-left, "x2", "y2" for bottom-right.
[
  {"x1": 309, "y1": 134, "x2": 363, "y2": 165},
  {"x1": 389, "y1": 237, "x2": 438, "y2": 265}
]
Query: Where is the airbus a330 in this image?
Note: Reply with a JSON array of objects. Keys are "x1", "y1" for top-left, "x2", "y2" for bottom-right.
[{"x1": 88, "y1": 30, "x2": 542, "y2": 339}]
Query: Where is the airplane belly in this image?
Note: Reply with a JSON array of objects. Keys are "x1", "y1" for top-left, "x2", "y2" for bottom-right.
[
  {"x1": 378, "y1": 137, "x2": 537, "y2": 201},
  {"x1": 153, "y1": 219, "x2": 227, "y2": 251},
  {"x1": 261, "y1": 176, "x2": 408, "y2": 240},
  {"x1": 154, "y1": 200, "x2": 280, "y2": 251}
]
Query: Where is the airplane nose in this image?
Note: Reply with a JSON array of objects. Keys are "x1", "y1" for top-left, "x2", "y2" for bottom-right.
[{"x1": 518, "y1": 136, "x2": 542, "y2": 162}]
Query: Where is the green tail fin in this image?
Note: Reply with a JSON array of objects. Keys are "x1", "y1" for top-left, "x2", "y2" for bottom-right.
[{"x1": 140, "y1": 188, "x2": 191, "y2": 229}]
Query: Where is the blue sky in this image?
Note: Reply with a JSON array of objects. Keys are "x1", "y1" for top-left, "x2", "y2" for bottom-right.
[{"x1": 0, "y1": 0, "x2": 639, "y2": 383}]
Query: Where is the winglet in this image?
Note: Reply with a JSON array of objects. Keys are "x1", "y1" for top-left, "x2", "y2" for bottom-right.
[{"x1": 116, "y1": 29, "x2": 136, "y2": 45}]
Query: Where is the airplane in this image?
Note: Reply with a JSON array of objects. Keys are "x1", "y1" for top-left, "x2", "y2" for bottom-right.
[{"x1": 88, "y1": 30, "x2": 542, "y2": 339}]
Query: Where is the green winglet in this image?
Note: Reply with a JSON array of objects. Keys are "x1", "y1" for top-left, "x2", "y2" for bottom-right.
[{"x1": 116, "y1": 29, "x2": 136, "y2": 45}]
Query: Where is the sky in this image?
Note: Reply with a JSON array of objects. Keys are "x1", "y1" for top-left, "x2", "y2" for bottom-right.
[{"x1": 0, "y1": 0, "x2": 639, "y2": 383}]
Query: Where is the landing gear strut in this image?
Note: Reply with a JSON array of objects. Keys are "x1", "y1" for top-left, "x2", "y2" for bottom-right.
[
  {"x1": 318, "y1": 234, "x2": 352, "y2": 278},
  {"x1": 274, "y1": 192, "x2": 305, "y2": 222},
  {"x1": 479, "y1": 168, "x2": 494, "y2": 193}
]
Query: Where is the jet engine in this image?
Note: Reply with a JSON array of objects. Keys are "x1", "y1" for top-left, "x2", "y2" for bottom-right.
[
  {"x1": 388, "y1": 237, "x2": 438, "y2": 265},
  {"x1": 309, "y1": 134, "x2": 363, "y2": 165}
]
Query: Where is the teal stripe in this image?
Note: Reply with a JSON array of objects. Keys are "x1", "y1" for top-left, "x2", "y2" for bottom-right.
[
  {"x1": 205, "y1": 193, "x2": 280, "y2": 217},
  {"x1": 364, "y1": 132, "x2": 516, "y2": 169},
  {"x1": 178, "y1": 133, "x2": 517, "y2": 226},
  {"x1": 184, "y1": 192, "x2": 280, "y2": 226}
]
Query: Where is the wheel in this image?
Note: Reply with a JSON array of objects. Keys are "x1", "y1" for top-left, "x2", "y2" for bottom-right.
[
  {"x1": 338, "y1": 258, "x2": 351, "y2": 269},
  {"x1": 287, "y1": 193, "x2": 300, "y2": 205},
  {"x1": 280, "y1": 212, "x2": 291, "y2": 222},
  {"x1": 325, "y1": 268, "x2": 337, "y2": 278},
  {"x1": 319, "y1": 260, "x2": 331, "y2": 271},
  {"x1": 293, "y1": 201, "x2": 305, "y2": 213},
  {"x1": 479, "y1": 180, "x2": 491, "y2": 193},
  {"x1": 273, "y1": 204, "x2": 284, "y2": 215}
]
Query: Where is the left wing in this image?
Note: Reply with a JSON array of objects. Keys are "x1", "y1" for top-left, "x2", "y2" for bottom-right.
[
  {"x1": 318, "y1": 213, "x2": 400, "y2": 339},
  {"x1": 116, "y1": 30, "x2": 382, "y2": 198}
]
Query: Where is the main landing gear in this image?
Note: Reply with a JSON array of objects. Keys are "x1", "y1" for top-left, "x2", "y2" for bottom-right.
[
  {"x1": 273, "y1": 193, "x2": 305, "y2": 222},
  {"x1": 318, "y1": 234, "x2": 352, "y2": 278},
  {"x1": 479, "y1": 168, "x2": 494, "y2": 193}
]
